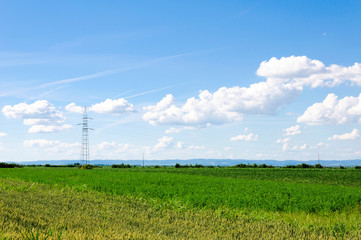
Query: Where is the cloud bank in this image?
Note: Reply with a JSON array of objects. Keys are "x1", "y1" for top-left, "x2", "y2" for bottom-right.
[
  {"x1": 2, "y1": 100, "x2": 71, "y2": 133},
  {"x1": 283, "y1": 125, "x2": 301, "y2": 136},
  {"x1": 66, "y1": 98, "x2": 134, "y2": 115},
  {"x1": 143, "y1": 56, "x2": 361, "y2": 127},
  {"x1": 328, "y1": 129, "x2": 360, "y2": 141},
  {"x1": 230, "y1": 133, "x2": 258, "y2": 141},
  {"x1": 298, "y1": 93, "x2": 361, "y2": 125}
]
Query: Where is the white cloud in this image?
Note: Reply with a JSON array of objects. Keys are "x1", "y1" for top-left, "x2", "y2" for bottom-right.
[
  {"x1": 165, "y1": 127, "x2": 182, "y2": 134},
  {"x1": 176, "y1": 142, "x2": 184, "y2": 149},
  {"x1": 328, "y1": 129, "x2": 360, "y2": 141},
  {"x1": 2, "y1": 100, "x2": 63, "y2": 121},
  {"x1": 65, "y1": 103, "x2": 84, "y2": 114},
  {"x1": 230, "y1": 133, "x2": 258, "y2": 141},
  {"x1": 23, "y1": 118, "x2": 62, "y2": 126},
  {"x1": 89, "y1": 98, "x2": 134, "y2": 114},
  {"x1": 2, "y1": 100, "x2": 70, "y2": 133},
  {"x1": 28, "y1": 124, "x2": 72, "y2": 133},
  {"x1": 277, "y1": 138, "x2": 291, "y2": 151},
  {"x1": 292, "y1": 144, "x2": 308, "y2": 151},
  {"x1": 257, "y1": 56, "x2": 326, "y2": 79},
  {"x1": 23, "y1": 139, "x2": 57, "y2": 148},
  {"x1": 0, "y1": 132, "x2": 7, "y2": 137},
  {"x1": 164, "y1": 126, "x2": 196, "y2": 134},
  {"x1": 144, "y1": 56, "x2": 361, "y2": 127},
  {"x1": 187, "y1": 145, "x2": 205, "y2": 150},
  {"x1": 154, "y1": 136, "x2": 174, "y2": 150},
  {"x1": 66, "y1": 99, "x2": 135, "y2": 115},
  {"x1": 143, "y1": 81, "x2": 299, "y2": 126},
  {"x1": 257, "y1": 56, "x2": 361, "y2": 88},
  {"x1": 298, "y1": 93, "x2": 361, "y2": 125},
  {"x1": 277, "y1": 138, "x2": 291, "y2": 143},
  {"x1": 283, "y1": 125, "x2": 301, "y2": 136},
  {"x1": 23, "y1": 139, "x2": 79, "y2": 154}
]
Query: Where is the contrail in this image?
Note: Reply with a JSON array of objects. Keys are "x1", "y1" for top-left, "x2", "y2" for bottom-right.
[
  {"x1": 125, "y1": 86, "x2": 175, "y2": 99},
  {"x1": 38, "y1": 51, "x2": 196, "y2": 89},
  {"x1": 0, "y1": 51, "x2": 197, "y2": 98}
]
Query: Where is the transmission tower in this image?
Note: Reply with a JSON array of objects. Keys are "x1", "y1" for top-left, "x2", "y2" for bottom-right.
[{"x1": 79, "y1": 106, "x2": 93, "y2": 165}]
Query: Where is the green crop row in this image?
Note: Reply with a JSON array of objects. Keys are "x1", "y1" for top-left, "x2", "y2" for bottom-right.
[
  {"x1": 2, "y1": 178, "x2": 359, "y2": 239},
  {"x1": 1, "y1": 167, "x2": 361, "y2": 213}
]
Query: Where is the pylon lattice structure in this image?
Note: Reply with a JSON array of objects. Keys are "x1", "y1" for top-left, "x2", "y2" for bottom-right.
[{"x1": 80, "y1": 106, "x2": 93, "y2": 165}]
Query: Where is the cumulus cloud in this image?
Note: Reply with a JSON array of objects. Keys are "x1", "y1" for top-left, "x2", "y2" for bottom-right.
[
  {"x1": 283, "y1": 125, "x2": 301, "y2": 136},
  {"x1": 187, "y1": 145, "x2": 206, "y2": 150},
  {"x1": 309, "y1": 142, "x2": 325, "y2": 150},
  {"x1": 2, "y1": 100, "x2": 63, "y2": 120},
  {"x1": 277, "y1": 138, "x2": 291, "y2": 143},
  {"x1": 0, "y1": 132, "x2": 7, "y2": 137},
  {"x1": 2, "y1": 100, "x2": 70, "y2": 133},
  {"x1": 257, "y1": 55, "x2": 361, "y2": 88},
  {"x1": 65, "y1": 103, "x2": 84, "y2": 114},
  {"x1": 143, "y1": 81, "x2": 299, "y2": 126},
  {"x1": 328, "y1": 129, "x2": 360, "y2": 141},
  {"x1": 257, "y1": 56, "x2": 326, "y2": 79},
  {"x1": 89, "y1": 98, "x2": 134, "y2": 114},
  {"x1": 176, "y1": 142, "x2": 184, "y2": 149},
  {"x1": 292, "y1": 144, "x2": 308, "y2": 151},
  {"x1": 230, "y1": 133, "x2": 258, "y2": 141},
  {"x1": 165, "y1": 127, "x2": 182, "y2": 134},
  {"x1": 66, "y1": 98, "x2": 134, "y2": 115},
  {"x1": 280, "y1": 143, "x2": 308, "y2": 152},
  {"x1": 154, "y1": 136, "x2": 174, "y2": 150},
  {"x1": 143, "y1": 56, "x2": 361, "y2": 127},
  {"x1": 165, "y1": 126, "x2": 196, "y2": 134},
  {"x1": 298, "y1": 93, "x2": 361, "y2": 125},
  {"x1": 28, "y1": 124, "x2": 72, "y2": 133},
  {"x1": 23, "y1": 139, "x2": 57, "y2": 148},
  {"x1": 23, "y1": 139, "x2": 79, "y2": 154},
  {"x1": 277, "y1": 138, "x2": 291, "y2": 151}
]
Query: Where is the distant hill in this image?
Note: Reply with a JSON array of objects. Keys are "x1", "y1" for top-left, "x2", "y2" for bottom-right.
[{"x1": 9, "y1": 159, "x2": 361, "y2": 167}]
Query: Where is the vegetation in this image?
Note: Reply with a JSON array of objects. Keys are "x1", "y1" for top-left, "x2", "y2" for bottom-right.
[
  {"x1": 44, "y1": 163, "x2": 80, "y2": 168},
  {"x1": 233, "y1": 163, "x2": 275, "y2": 168},
  {"x1": 0, "y1": 167, "x2": 360, "y2": 239},
  {"x1": 0, "y1": 162, "x2": 22, "y2": 168},
  {"x1": 111, "y1": 163, "x2": 133, "y2": 168},
  {"x1": 174, "y1": 163, "x2": 213, "y2": 168}
]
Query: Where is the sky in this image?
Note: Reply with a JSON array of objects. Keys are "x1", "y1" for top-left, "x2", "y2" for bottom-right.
[{"x1": 1, "y1": 0, "x2": 361, "y2": 162}]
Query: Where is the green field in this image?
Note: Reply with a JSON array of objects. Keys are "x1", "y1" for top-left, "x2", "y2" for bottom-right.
[{"x1": 0, "y1": 167, "x2": 360, "y2": 239}]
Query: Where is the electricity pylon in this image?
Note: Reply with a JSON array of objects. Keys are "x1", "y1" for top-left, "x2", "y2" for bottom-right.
[{"x1": 79, "y1": 106, "x2": 93, "y2": 165}]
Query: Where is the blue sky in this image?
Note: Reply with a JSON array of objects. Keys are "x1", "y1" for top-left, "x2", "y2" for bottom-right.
[{"x1": 1, "y1": 1, "x2": 361, "y2": 162}]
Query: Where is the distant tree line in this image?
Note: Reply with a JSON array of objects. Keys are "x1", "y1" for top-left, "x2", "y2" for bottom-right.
[
  {"x1": 232, "y1": 163, "x2": 275, "y2": 168},
  {"x1": 0, "y1": 162, "x2": 22, "y2": 168},
  {"x1": 44, "y1": 163, "x2": 80, "y2": 168},
  {"x1": 111, "y1": 163, "x2": 134, "y2": 168},
  {"x1": 1, "y1": 162, "x2": 361, "y2": 169},
  {"x1": 284, "y1": 163, "x2": 323, "y2": 168},
  {"x1": 174, "y1": 163, "x2": 215, "y2": 168}
]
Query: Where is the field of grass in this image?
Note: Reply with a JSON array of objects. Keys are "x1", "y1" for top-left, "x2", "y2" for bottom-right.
[{"x1": 0, "y1": 167, "x2": 360, "y2": 239}]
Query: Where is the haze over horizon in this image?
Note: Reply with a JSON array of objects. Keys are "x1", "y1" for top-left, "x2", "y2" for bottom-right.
[{"x1": 1, "y1": 1, "x2": 361, "y2": 162}]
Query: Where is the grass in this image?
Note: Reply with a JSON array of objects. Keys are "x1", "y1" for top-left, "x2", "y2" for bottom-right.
[{"x1": 0, "y1": 167, "x2": 360, "y2": 239}]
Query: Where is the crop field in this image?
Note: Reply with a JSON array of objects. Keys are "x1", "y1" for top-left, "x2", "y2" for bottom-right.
[{"x1": 0, "y1": 167, "x2": 361, "y2": 239}]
